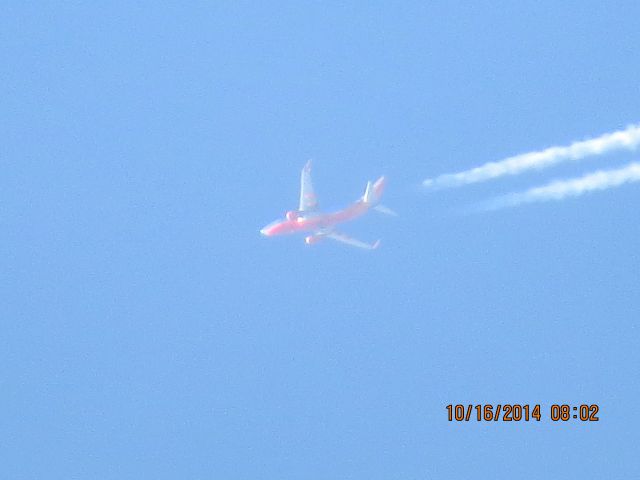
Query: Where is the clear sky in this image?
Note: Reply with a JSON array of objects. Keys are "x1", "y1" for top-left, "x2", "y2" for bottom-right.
[{"x1": 3, "y1": 2, "x2": 640, "y2": 478}]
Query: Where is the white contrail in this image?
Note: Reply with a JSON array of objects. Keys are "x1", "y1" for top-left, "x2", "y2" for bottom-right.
[
  {"x1": 478, "y1": 162, "x2": 640, "y2": 211},
  {"x1": 423, "y1": 124, "x2": 640, "y2": 189}
]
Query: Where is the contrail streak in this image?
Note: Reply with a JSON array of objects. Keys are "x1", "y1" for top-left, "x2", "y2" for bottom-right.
[
  {"x1": 478, "y1": 162, "x2": 640, "y2": 211},
  {"x1": 423, "y1": 124, "x2": 640, "y2": 189}
]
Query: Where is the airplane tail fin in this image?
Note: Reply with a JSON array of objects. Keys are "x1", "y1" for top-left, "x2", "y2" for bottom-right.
[
  {"x1": 363, "y1": 181, "x2": 374, "y2": 203},
  {"x1": 363, "y1": 176, "x2": 386, "y2": 205}
]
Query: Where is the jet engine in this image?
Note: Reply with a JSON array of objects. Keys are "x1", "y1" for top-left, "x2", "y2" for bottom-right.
[
  {"x1": 305, "y1": 235, "x2": 322, "y2": 245},
  {"x1": 286, "y1": 210, "x2": 299, "y2": 221}
]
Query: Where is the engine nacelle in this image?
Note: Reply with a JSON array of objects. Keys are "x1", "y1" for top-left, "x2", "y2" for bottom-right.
[
  {"x1": 305, "y1": 235, "x2": 322, "y2": 245},
  {"x1": 286, "y1": 210, "x2": 299, "y2": 221}
]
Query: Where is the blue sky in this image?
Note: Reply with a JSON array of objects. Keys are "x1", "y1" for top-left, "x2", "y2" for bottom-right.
[{"x1": 3, "y1": 2, "x2": 640, "y2": 478}]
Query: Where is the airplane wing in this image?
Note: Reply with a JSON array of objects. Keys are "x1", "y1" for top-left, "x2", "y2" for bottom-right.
[
  {"x1": 299, "y1": 160, "x2": 319, "y2": 212},
  {"x1": 325, "y1": 231, "x2": 380, "y2": 250}
]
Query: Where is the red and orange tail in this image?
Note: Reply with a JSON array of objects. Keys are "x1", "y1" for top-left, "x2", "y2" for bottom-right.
[{"x1": 363, "y1": 176, "x2": 386, "y2": 205}]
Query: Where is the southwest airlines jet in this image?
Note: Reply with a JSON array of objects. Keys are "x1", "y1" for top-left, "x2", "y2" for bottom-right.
[{"x1": 260, "y1": 161, "x2": 394, "y2": 250}]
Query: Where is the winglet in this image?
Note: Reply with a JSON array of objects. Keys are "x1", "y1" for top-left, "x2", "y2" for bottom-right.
[{"x1": 372, "y1": 239, "x2": 381, "y2": 250}]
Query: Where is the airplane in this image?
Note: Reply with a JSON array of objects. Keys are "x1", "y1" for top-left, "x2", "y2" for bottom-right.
[{"x1": 260, "y1": 161, "x2": 395, "y2": 249}]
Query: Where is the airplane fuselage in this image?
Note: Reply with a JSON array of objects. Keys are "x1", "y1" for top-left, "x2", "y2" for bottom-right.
[{"x1": 260, "y1": 200, "x2": 370, "y2": 237}]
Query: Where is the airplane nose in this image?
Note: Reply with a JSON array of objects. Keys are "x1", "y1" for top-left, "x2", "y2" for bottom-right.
[{"x1": 260, "y1": 222, "x2": 279, "y2": 236}]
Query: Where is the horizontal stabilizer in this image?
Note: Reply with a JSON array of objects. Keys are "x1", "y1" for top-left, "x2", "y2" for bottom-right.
[{"x1": 373, "y1": 204, "x2": 397, "y2": 216}]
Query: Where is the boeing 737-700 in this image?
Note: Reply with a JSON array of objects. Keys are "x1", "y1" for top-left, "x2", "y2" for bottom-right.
[{"x1": 260, "y1": 161, "x2": 394, "y2": 249}]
